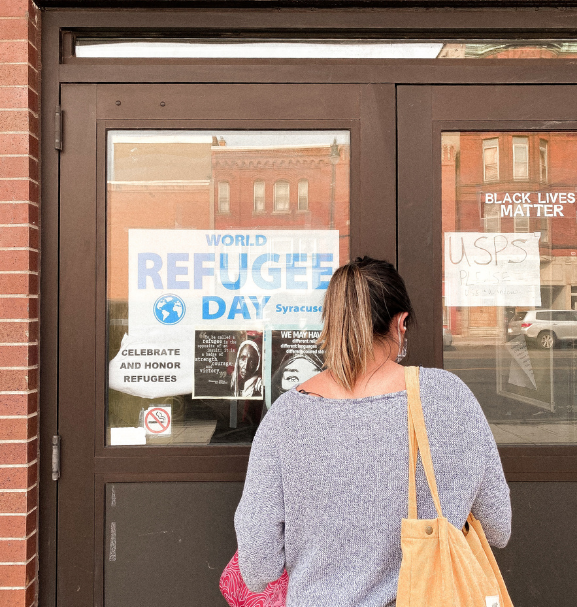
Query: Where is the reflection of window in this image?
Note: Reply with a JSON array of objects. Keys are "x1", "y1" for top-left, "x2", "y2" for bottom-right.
[
  {"x1": 484, "y1": 203, "x2": 500, "y2": 232},
  {"x1": 254, "y1": 180, "x2": 265, "y2": 212},
  {"x1": 483, "y1": 138, "x2": 499, "y2": 182},
  {"x1": 513, "y1": 136, "x2": 529, "y2": 180},
  {"x1": 298, "y1": 179, "x2": 309, "y2": 210},
  {"x1": 218, "y1": 181, "x2": 230, "y2": 213},
  {"x1": 514, "y1": 214, "x2": 530, "y2": 232},
  {"x1": 540, "y1": 140, "x2": 548, "y2": 183},
  {"x1": 538, "y1": 217, "x2": 550, "y2": 244},
  {"x1": 274, "y1": 180, "x2": 290, "y2": 212},
  {"x1": 571, "y1": 286, "x2": 577, "y2": 310}
]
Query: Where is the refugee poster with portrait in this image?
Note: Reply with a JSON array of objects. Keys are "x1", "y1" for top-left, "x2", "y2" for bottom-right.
[
  {"x1": 194, "y1": 330, "x2": 263, "y2": 400},
  {"x1": 268, "y1": 329, "x2": 324, "y2": 409}
]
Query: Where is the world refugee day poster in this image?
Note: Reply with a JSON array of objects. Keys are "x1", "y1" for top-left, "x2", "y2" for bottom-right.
[{"x1": 108, "y1": 229, "x2": 338, "y2": 399}]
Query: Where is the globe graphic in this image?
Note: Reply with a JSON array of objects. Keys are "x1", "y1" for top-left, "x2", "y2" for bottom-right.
[{"x1": 153, "y1": 294, "x2": 186, "y2": 325}]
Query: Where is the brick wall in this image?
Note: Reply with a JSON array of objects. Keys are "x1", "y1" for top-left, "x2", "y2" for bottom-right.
[{"x1": 0, "y1": 1, "x2": 40, "y2": 606}]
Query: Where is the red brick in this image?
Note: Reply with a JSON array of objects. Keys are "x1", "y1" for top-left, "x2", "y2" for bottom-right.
[
  {"x1": 27, "y1": 1, "x2": 40, "y2": 26},
  {"x1": 0, "y1": 367, "x2": 37, "y2": 391},
  {"x1": 0, "y1": 461, "x2": 36, "y2": 488},
  {"x1": 0, "y1": 344, "x2": 36, "y2": 366},
  {"x1": 0, "y1": 566, "x2": 23, "y2": 587},
  {"x1": 0, "y1": 533, "x2": 36, "y2": 562},
  {"x1": 25, "y1": 66, "x2": 38, "y2": 100},
  {"x1": 0, "y1": 250, "x2": 37, "y2": 271},
  {"x1": 0, "y1": 227, "x2": 36, "y2": 248},
  {"x1": 0, "y1": 298, "x2": 37, "y2": 320},
  {"x1": 0, "y1": 321, "x2": 35, "y2": 343},
  {"x1": 24, "y1": 509, "x2": 35, "y2": 536},
  {"x1": 0, "y1": 40, "x2": 29, "y2": 65},
  {"x1": 0, "y1": 275, "x2": 37, "y2": 296},
  {"x1": 0, "y1": 64, "x2": 28, "y2": 88},
  {"x1": 0, "y1": 109, "x2": 31, "y2": 132},
  {"x1": 0, "y1": 440, "x2": 36, "y2": 467},
  {"x1": 17, "y1": 345, "x2": 36, "y2": 364},
  {"x1": 0, "y1": 180, "x2": 36, "y2": 202},
  {"x1": 0, "y1": 202, "x2": 39, "y2": 225},
  {"x1": 0, "y1": 466, "x2": 30, "y2": 490},
  {"x1": 0, "y1": 203, "x2": 39, "y2": 226},
  {"x1": 0, "y1": 393, "x2": 37, "y2": 416},
  {"x1": 0, "y1": 0, "x2": 30, "y2": 18},
  {"x1": 0, "y1": 157, "x2": 37, "y2": 182},
  {"x1": 0, "y1": 134, "x2": 35, "y2": 157},
  {"x1": 27, "y1": 43, "x2": 38, "y2": 73},
  {"x1": 27, "y1": 18, "x2": 38, "y2": 51},
  {"x1": 0, "y1": 583, "x2": 36, "y2": 607},
  {"x1": 0, "y1": 86, "x2": 29, "y2": 109},
  {"x1": 0, "y1": 516, "x2": 26, "y2": 539},
  {"x1": 0, "y1": 560, "x2": 36, "y2": 588},
  {"x1": 0, "y1": 19, "x2": 28, "y2": 41},
  {"x1": 0, "y1": 416, "x2": 37, "y2": 442},
  {"x1": 0, "y1": 493, "x2": 27, "y2": 515}
]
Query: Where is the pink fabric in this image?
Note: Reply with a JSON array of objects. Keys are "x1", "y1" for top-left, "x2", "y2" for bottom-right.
[{"x1": 220, "y1": 551, "x2": 288, "y2": 607}]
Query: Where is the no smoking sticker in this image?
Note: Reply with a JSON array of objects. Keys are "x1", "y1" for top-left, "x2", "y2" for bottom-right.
[{"x1": 144, "y1": 406, "x2": 171, "y2": 436}]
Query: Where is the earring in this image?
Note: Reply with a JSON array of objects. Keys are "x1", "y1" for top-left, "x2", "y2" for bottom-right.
[{"x1": 396, "y1": 323, "x2": 407, "y2": 363}]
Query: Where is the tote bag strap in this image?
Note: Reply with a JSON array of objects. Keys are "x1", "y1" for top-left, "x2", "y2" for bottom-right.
[{"x1": 405, "y1": 366, "x2": 443, "y2": 519}]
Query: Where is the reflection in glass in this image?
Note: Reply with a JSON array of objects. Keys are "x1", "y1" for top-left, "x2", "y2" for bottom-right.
[
  {"x1": 253, "y1": 181, "x2": 265, "y2": 213},
  {"x1": 107, "y1": 130, "x2": 350, "y2": 446},
  {"x1": 77, "y1": 38, "x2": 577, "y2": 60},
  {"x1": 442, "y1": 132, "x2": 577, "y2": 445}
]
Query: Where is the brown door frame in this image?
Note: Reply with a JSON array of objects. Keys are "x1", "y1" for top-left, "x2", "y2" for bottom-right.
[{"x1": 41, "y1": 7, "x2": 577, "y2": 607}]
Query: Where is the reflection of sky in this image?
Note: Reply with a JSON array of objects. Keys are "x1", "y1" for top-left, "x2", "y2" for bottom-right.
[
  {"x1": 212, "y1": 131, "x2": 350, "y2": 147},
  {"x1": 77, "y1": 39, "x2": 443, "y2": 59},
  {"x1": 109, "y1": 130, "x2": 349, "y2": 147}
]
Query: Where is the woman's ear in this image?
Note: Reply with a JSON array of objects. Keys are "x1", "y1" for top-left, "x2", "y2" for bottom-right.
[{"x1": 399, "y1": 311, "x2": 409, "y2": 332}]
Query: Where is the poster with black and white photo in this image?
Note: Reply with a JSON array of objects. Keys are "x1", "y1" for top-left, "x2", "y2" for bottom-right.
[
  {"x1": 194, "y1": 330, "x2": 264, "y2": 399},
  {"x1": 269, "y1": 329, "x2": 324, "y2": 408}
]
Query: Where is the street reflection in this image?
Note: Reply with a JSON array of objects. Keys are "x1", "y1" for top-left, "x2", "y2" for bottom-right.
[{"x1": 442, "y1": 132, "x2": 577, "y2": 444}]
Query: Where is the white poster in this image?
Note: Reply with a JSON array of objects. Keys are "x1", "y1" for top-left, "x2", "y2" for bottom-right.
[
  {"x1": 109, "y1": 229, "x2": 338, "y2": 399},
  {"x1": 128, "y1": 229, "x2": 339, "y2": 335},
  {"x1": 506, "y1": 335, "x2": 537, "y2": 390},
  {"x1": 109, "y1": 333, "x2": 194, "y2": 398},
  {"x1": 444, "y1": 232, "x2": 541, "y2": 307}
]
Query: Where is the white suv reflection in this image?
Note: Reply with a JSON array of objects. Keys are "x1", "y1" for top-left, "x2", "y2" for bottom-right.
[{"x1": 508, "y1": 310, "x2": 577, "y2": 349}]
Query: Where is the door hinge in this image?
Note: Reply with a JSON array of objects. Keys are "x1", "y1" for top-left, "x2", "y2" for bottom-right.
[
  {"x1": 52, "y1": 435, "x2": 61, "y2": 481},
  {"x1": 54, "y1": 105, "x2": 63, "y2": 151}
]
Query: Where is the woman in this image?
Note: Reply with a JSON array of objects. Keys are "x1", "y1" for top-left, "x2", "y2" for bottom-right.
[
  {"x1": 234, "y1": 257, "x2": 511, "y2": 607},
  {"x1": 231, "y1": 340, "x2": 263, "y2": 398}
]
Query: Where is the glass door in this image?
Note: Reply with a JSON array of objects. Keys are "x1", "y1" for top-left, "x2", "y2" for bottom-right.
[
  {"x1": 397, "y1": 84, "x2": 577, "y2": 607},
  {"x1": 57, "y1": 83, "x2": 395, "y2": 606}
]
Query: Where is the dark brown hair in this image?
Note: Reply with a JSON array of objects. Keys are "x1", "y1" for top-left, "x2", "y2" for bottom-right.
[{"x1": 318, "y1": 257, "x2": 414, "y2": 390}]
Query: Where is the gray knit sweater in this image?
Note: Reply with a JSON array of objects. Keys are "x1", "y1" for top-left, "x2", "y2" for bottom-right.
[{"x1": 234, "y1": 367, "x2": 511, "y2": 607}]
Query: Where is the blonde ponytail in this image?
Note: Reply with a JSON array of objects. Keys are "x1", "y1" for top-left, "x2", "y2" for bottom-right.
[{"x1": 318, "y1": 264, "x2": 374, "y2": 391}]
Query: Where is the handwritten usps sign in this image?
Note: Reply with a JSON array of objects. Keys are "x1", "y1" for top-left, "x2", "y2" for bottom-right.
[
  {"x1": 128, "y1": 229, "x2": 339, "y2": 335},
  {"x1": 444, "y1": 232, "x2": 541, "y2": 307}
]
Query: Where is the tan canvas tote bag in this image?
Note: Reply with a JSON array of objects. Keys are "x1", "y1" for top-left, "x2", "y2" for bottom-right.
[{"x1": 396, "y1": 366, "x2": 513, "y2": 607}]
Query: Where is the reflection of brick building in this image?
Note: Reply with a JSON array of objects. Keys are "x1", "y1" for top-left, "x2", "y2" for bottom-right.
[
  {"x1": 443, "y1": 131, "x2": 577, "y2": 339},
  {"x1": 108, "y1": 137, "x2": 350, "y2": 302},
  {"x1": 212, "y1": 139, "x2": 350, "y2": 264}
]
